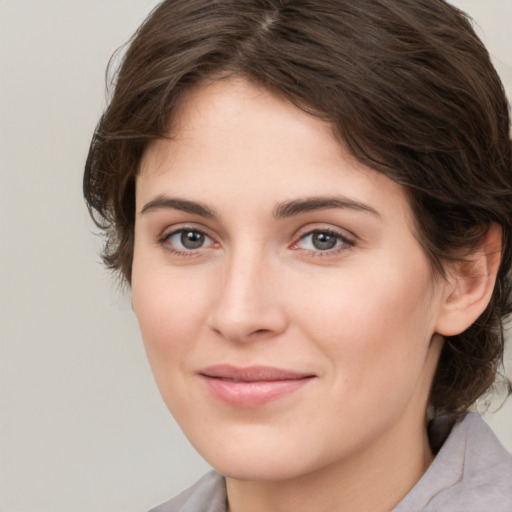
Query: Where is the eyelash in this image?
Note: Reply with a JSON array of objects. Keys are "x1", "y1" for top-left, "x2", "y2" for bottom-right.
[
  {"x1": 292, "y1": 228, "x2": 355, "y2": 256},
  {"x1": 159, "y1": 226, "x2": 215, "y2": 257},
  {"x1": 158, "y1": 226, "x2": 355, "y2": 258}
]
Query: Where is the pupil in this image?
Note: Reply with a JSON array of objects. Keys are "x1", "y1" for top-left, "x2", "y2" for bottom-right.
[
  {"x1": 312, "y1": 232, "x2": 337, "y2": 250},
  {"x1": 181, "y1": 231, "x2": 204, "y2": 249}
]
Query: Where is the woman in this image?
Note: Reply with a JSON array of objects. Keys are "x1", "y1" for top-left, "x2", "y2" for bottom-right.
[{"x1": 84, "y1": 0, "x2": 512, "y2": 510}]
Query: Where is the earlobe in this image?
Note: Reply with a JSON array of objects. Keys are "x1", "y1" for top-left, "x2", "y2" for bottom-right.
[{"x1": 435, "y1": 224, "x2": 502, "y2": 337}]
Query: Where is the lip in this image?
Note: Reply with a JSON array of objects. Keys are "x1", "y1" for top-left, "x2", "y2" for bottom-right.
[{"x1": 199, "y1": 365, "x2": 316, "y2": 408}]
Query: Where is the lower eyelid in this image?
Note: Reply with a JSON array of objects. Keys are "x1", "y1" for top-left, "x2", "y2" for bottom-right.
[
  {"x1": 157, "y1": 225, "x2": 354, "y2": 256},
  {"x1": 296, "y1": 230, "x2": 353, "y2": 247},
  {"x1": 159, "y1": 227, "x2": 215, "y2": 252}
]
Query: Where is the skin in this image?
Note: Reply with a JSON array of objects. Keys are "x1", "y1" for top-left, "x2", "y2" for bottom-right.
[{"x1": 132, "y1": 77, "x2": 453, "y2": 512}]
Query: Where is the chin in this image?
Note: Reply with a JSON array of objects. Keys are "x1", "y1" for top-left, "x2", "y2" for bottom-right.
[
  {"x1": 199, "y1": 439, "x2": 294, "y2": 480},
  {"x1": 210, "y1": 455, "x2": 313, "y2": 483},
  {"x1": 186, "y1": 425, "x2": 332, "y2": 483}
]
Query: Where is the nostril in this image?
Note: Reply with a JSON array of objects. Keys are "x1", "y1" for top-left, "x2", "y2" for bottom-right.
[{"x1": 250, "y1": 328, "x2": 273, "y2": 338}]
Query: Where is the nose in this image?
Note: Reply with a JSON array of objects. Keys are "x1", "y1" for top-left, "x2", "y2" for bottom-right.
[{"x1": 207, "y1": 249, "x2": 288, "y2": 343}]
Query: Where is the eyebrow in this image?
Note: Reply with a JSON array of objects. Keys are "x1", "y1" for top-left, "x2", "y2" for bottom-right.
[
  {"x1": 272, "y1": 196, "x2": 380, "y2": 219},
  {"x1": 140, "y1": 195, "x2": 380, "y2": 219},
  {"x1": 140, "y1": 196, "x2": 216, "y2": 217}
]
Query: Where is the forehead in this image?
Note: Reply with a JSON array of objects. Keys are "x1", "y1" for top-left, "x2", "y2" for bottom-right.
[
  {"x1": 137, "y1": 77, "x2": 413, "y2": 226},
  {"x1": 141, "y1": 77, "x2": 352, "y2": 174}
]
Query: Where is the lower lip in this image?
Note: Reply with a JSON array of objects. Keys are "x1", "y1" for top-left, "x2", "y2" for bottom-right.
[{"x1": 201, "y1": 376, "x2": 313, "y2": 408}]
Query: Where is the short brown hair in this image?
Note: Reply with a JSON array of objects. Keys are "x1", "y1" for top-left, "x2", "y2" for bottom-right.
[{"x1": 84, "y1": 0, "x2": 512, "y2": 417}]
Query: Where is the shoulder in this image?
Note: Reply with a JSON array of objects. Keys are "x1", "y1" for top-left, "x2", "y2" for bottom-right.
[
  {"x1": 394, "y1": 413, "x2": 512, "y2": 512},
  {"x1": 148, "y1": 471, "x2": 226, "y2": 512}
]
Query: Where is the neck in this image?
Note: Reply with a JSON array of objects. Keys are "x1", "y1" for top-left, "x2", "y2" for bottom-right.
[{"x1": 226, "y1": 412, "x2": 433, "y2": 512}]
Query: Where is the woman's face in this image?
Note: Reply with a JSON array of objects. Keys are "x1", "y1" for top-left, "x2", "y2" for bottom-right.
[{"x1": 132, "y1": 78, "x2": 448, "y2": 481}]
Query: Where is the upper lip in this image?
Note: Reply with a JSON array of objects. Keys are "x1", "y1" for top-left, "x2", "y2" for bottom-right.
[{"x1": 199, "y1": 365, "x2": 315, "y2": 382}]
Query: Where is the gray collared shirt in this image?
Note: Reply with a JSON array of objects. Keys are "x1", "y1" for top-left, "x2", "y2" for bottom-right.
[{"x1": 150, "y1": 413, "x2": 512, "y2": 512}]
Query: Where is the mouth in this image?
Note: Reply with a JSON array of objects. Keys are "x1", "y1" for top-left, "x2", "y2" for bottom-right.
[{"x1": 199, "y1": 365, "x2": 316, "y2": 408}]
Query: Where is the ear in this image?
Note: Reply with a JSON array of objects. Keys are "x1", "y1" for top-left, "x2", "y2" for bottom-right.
[{"x1": 435, "y1": 224, "x2": 502, "y2": 337}]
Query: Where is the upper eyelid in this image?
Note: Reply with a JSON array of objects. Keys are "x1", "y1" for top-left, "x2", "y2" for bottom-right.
[
  {"x1": 288, "y1": 227, "x2": 356, "y2": 257},
  {"x1": 160, "y1": 223, "x2": 213, "y2": 239},
  {"x1": 299, "y1": 227, "x2": 351, "y2": 238},
  {"x1": 157, "y1": 222, "x2": 356, "y2": 249},
  {"x1": 293, "y1": 224, "x2": 356, "y2": 242},
  {"x1": 296, "y1": 231, "x2": 353, "y2": 246},
  {"x1": 158, "y1": 226, "x2": 216, "y2": 250},
  {"x1": 159, "y1": 227, "x2": 216, "y2": 256},
  {"x1": 165, "y1": 227, "x2": 211, "y2": 239}
]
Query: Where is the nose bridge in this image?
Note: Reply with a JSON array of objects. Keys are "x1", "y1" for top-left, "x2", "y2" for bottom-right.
[{"x1": 208, "y1": 241, "x2": 286, "y2": 342}]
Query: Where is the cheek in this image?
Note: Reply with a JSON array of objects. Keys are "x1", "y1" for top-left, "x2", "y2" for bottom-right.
[
  {"x1": 131, "y1": 256, "x2": 213, "y2": 376},
  {"x1": 131, "y1": 267, "x2": 215, "y2": 425},
  {"x1": 293, "y1": 256, "x2": 438, "y2": 390}
]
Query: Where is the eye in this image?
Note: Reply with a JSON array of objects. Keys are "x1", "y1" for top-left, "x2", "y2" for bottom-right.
[
  {"x1": 295, "y1": 229, "x2": 353, "y2": 253},
  {"x1": 163, "y1": 228, "x2": 215, "y2": 252}
]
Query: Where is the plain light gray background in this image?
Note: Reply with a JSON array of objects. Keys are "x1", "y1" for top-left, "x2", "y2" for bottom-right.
[{"x1": 1, "y1": 1, "x2": 511, "y2": 511}]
